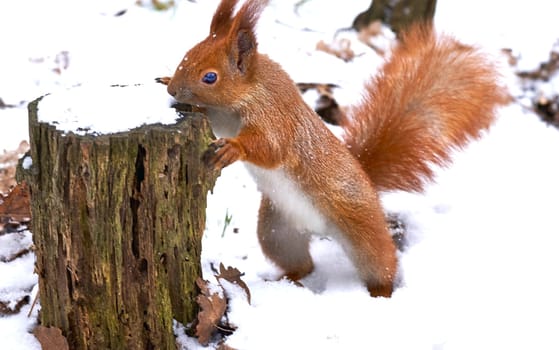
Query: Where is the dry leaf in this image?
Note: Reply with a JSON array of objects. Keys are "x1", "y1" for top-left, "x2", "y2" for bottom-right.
[
  {"x1": 0, "y1": 247, "x2": 31, "y2": 263},
  {"x1": 316, "y1": 38, "x2": 355, "y2": 62},
  {"x1": 0, "y1": 295, "x2": 30, "y2": 316},
  {"x1": 217, "y1": 263, "x2": 251, "y2": 305},
  {"x1": 501, "y1": 48, "x2": 519, "y2": 66},
  {"x1": 0, "y1": 181, "x2": 31, "y2": 223},
  {"x1": 33, "y1": 326, "x2": 69, "y2": 350},
  {"x1": 0, "y1": 141, "x2": 29, "y2": 195},
  {"x1": 195, "y1": 277, "x2": 227, "y2": 346},
  {"x1": 357, "y1": 20, "x2": 388, "y2": 56}
]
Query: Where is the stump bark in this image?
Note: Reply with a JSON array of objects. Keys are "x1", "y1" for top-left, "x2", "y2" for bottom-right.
[{"x1": 23, "y1": 88, "x2": 218, "y2": 349}]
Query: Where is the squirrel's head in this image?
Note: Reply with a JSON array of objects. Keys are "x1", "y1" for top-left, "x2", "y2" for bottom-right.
[{"x1": 167, "y1": 0, "x2": 268, "y2": 108}]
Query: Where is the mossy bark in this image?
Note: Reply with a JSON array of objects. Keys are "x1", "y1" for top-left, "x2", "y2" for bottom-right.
[{"x1": 23, "y1": 96, "x2": 218, "y2": 349}]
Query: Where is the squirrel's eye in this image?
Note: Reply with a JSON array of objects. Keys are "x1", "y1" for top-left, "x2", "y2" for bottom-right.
[{"x1": 202, "y1": 72, "x2": 218, "y2": 84}]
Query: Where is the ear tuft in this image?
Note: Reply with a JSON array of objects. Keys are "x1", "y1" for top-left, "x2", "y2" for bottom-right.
[
  {"x1": 234, "y1": 0, "x2": 268, "y2": 36},
  {"x1": 210, "y1": 0, "x2": 239, "y2": 37},
  {"x1": 228, "y1": 0, "x2": 269, "y2": 74}
]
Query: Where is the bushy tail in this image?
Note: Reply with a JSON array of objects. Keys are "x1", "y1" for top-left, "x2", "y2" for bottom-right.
[{"x1": 343, "y1": 23, "x2": 509, "y2": 192}]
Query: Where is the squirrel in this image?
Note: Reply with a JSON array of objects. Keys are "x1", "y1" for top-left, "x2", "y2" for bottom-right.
[{"x1": 157, "y1": 0, "x2": 508, "y2": 297}]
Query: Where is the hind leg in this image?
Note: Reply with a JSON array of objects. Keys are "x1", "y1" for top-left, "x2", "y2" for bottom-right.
[
  {"x1": 339, "y1": 215, "x2": 398, "y2": 297},
  {"x1": 257, "y1": 196, "x2": 314, "y2": 281}
]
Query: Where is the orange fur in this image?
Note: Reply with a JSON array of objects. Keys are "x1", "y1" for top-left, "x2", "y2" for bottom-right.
[
  {"x1": 344, "y1": 23, "x2": 509, "y2": 192},
  {"x1": 162, "y1": 0, "x2": 508, "y2": 297}
]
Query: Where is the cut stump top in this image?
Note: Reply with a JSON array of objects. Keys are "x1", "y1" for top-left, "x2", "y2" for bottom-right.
[{"x1": 37, "y1": 82, "x2": 185, "y2": 135}]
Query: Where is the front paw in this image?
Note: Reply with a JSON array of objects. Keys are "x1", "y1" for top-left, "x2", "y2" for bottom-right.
[{"x1": 203, "y1": 138, "x2": 244, "y2": 169}]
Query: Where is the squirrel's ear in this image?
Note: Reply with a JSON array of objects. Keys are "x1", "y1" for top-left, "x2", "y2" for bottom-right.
[
  {"x1": 210, "y1": 0, "x2": 238, "y2": 37},
  {"x1": 228, "y1": 0, "x2": 268, "y2": 74},
  {"x1": 234, "y1": 29, "x2": 257, "y2": 74}
]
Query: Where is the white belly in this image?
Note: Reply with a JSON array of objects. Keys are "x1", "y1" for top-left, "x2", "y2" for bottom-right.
[{"x1": 245, "y1": 164, "x2": 328, "y2": 235}]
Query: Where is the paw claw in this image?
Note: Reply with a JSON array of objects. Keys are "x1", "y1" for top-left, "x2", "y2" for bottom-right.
[
  {"x1": 202, "y1": 138, "x2": 241, "y2": 169},
  {"x1": 202, "y1": 142, "x2": 220, "y2": 166}
]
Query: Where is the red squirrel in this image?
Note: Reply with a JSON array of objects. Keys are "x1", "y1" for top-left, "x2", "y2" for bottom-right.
[{"x1": 158, "y1": 0, "x2": 508, "y2": 297}]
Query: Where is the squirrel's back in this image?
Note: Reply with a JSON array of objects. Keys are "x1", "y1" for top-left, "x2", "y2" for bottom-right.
[{"x1": 343, "y1": 24, "x2": 509, "y2": 192}]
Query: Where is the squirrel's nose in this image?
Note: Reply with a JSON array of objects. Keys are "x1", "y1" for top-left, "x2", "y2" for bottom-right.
[
  {"x1": 167, "y1": 84, "x2": 177, "y2": 97},
  {"x1": 155, "y1": 77, "x2": 176, "y2": 97}
]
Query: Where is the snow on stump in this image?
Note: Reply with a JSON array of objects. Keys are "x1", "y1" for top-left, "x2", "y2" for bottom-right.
[{"x1": 23, "y1": 83, "x2": 218, "y2": 349}]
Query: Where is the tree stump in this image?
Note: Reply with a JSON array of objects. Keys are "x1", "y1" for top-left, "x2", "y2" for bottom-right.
[{"x1": 23, "y1": 84, "x2": 218, "y2": 349}]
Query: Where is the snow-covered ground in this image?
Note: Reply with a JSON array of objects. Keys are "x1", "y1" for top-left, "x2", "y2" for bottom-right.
[{"x1": 1, "y1": 0, "x2": 559, "y2": 349}]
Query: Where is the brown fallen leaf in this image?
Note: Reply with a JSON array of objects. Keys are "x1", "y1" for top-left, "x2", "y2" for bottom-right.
[
  {"x1": 357, "y1": 20, "x2": 384, "y2": 53},
  {"x1": 0, "y1": 181, "x2": 31, "y2": 223},
  {"x1": 0, "y1": 247, "x2": 32, "y2": 263},
  {"x1": 316, "y1": 38, "x2": 355, "y2": 62},
  {"x1": 195, "y1": 277, "x2": 228, "y2": 346},
  {"x1": 217, "y1": 263, "x2": 251, "y2": 305},
  {"x1": 501, "y1": 48, "x2": 519, "y2": 66},
  {"x1": 0, "y1": 295, "x2": 30, "y2": 316},
  {"x1": 33, "y1": 326, "x2": 69, "y2": 350},
  {"x1": 0, "y1": 141, "x2": 29, "y2": 195}
]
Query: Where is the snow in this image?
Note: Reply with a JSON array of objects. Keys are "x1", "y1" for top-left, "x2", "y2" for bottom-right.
[
  {"x1": 21, "y1": 156, "x2": 32, "y2": 170},
  {"x1": 0, "y1": 107, "x2": 29, "y2": 153},
  {"x1": 1, "y1": 0, "x2": 559, "y2": 349},
  {"x1": 203, "y1": 105, "x2": 559, "y2": 350},
  {"x1": 0, "y1": 252, "x2": 37, "y2": 295},
  {"x1": 37, "y1": 82, "x2": 179, "y2": 135},
  {"x1": 435, "y1": 0, "x2": 558, "y2": 72},
  {"x1": 0, "y1": 231, "x2": 39, "y2": 349}
]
